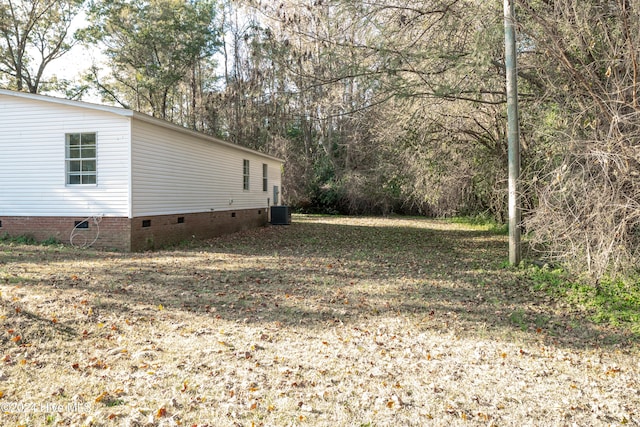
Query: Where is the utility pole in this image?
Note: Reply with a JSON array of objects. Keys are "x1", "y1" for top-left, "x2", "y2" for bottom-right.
[{"x1": 504, "y1": 0, "x2": 521, "y2": 265}]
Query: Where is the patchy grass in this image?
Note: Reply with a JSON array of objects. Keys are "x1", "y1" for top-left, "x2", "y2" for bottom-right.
[
  {"x1": 448, "y1": 213, "x2": 509, "y2": 235},
  {"x1": 0, "y1": 234, "x2": 38, "y2": 245},
  {"x1": 525, "y1": 266, "x2": 640, "y2": 335},
  {"x1": 0, "y1": 215, "x2": 638, "y2": 426}
]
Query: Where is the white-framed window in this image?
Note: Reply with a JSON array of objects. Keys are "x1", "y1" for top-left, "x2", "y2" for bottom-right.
[
  {"x1": 243, "y1": 159, "x2": 250, "y2": 190},
  {"x1": 66, "y1": 132, "x2": 96, "y2": 185},
  {"x1": 262, "y1": 163, "x2": 268, "y2": 192}
]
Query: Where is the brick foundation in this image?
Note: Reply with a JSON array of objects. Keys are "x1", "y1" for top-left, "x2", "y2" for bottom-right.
[
  {"x1": 130, "y1": 209, "x2": 268, "y2": 251},
  {"x1": 0, "y1": 216, "x2": 131, "y2": 250},
  {"x1": 0, "y1": 208, "x2": 268, "y2": 251}
]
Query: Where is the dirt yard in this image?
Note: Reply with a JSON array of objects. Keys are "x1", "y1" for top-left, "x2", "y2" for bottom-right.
[{"x1": 0, "y1": 215, "x2": 638, "y2": 426}]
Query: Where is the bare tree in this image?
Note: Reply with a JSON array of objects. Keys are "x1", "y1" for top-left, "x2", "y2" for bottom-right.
[
  {"x1": 218, "y1": 0, "x2": 509, "y2": 214},
  {"x1": 0, "y1": 0, "x2": 83, "y2": 93}
]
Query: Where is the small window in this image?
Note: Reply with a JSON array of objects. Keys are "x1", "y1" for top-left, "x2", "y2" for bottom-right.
[
  {"x1": 177, "y1": 217, "x2": 185, "y2": 224},
  {"x1": 66, "y1": 133, "x2": 97, "y2": 185},
  {"x1": 243, "y1": 159, "x2": 250, "y2": 190},
  {"x1": 262, "y1": 163, "x2": 268, "y2": 192},
  {"x1": 74, "y1": 220, "x2": 89, "y2": 229},
  {"x1": 0, "y1": 220, "x2": 3, "y2": 227},
  {"x1": 142, "y1": 220, "x2": 151, "y2": 228}
]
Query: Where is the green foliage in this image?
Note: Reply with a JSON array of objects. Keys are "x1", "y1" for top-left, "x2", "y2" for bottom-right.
[
  {"x1": 80, "y1": 0, "x2": 221, "y2": 119},
  {"x1": 525, "y1": 266, "x2": 640, "y2": 335},
  {"x1": 0, "y1": 234, "x2": 61, "y2": 247},
  {"x1": 588, "y1": 278, "x2": 640, "y2": 331},
  {"x1": 0, "y1": 233, "x2": 37, "y2": 245},
  {"x1": 41, "y1": 236, "x2": 61, "y2": 246},
  {"x1": 527, "y1": 266, "x2": 568, "y2": 296},
  {"x1": 449, "y1": 213, "x2": 508, "y2": 234},
  {"x1": 300, "y1": 157, "x2": 343, "y2": 214}
]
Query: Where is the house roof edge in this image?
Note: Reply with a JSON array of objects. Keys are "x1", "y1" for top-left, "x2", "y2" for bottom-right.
[
  {"x1": 0, "y1": 88, "x2": 134, "y2": 117},
  {"x1": 0, "y1": 89, "x2": 284, "y2": 163}
]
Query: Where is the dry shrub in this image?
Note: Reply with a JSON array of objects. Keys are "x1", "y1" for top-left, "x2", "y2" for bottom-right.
[
  {"x1": 518, "y1": 0, "x2": 640, "y2": 280},
  {"x1": 525, "y1": 136, "x2": 640, "y2": 280},
  {"x1": 335, "y1": 171, "x2": 394, "y2": 215}
]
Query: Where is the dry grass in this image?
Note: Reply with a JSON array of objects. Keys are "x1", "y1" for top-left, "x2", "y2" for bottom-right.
[{"x1": 0, "y1": 215, "x2": 638, "y2": 427}]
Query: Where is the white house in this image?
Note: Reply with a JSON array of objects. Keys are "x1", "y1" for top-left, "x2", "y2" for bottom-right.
[{"x1": 0, "y1": 89, "x2": 284, "y2": 251}]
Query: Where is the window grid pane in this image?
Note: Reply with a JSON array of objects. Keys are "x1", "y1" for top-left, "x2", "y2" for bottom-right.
[
  {"x1": 81, "y1": 133, "x2": 96, "y2": 144},
  {"x1": 243, "y1": 159, "x2": 250, "y2": 190},
  {"x1": 66, "y1": 133, "x2": 96, "y2": 185},
  {"x1": 262, "y1": 164, "x2": 268, "y2": 192},
  {"x1": 68, "y1": 160, "x2": 81, "y2": 172},
  {"x1": 82, "y1": 160, "x2": 96, "y2": 172}
]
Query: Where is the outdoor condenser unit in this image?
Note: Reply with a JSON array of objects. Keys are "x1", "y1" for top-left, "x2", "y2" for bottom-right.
[{"x1": 270, "y1": 206, "x2": 291, "y2": 225}]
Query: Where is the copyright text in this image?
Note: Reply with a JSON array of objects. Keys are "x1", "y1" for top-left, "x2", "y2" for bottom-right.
[{"x1": 0, "y1": 401, "x2": 92, "y2": 413}]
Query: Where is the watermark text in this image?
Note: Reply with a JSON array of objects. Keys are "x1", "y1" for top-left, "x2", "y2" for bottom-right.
[{"x1": 0, "y1": 401, "x2": 92, "y2": 413}]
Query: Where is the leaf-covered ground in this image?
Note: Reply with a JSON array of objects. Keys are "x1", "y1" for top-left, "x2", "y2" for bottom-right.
[{"x1": 0, "y1": 215, "x2": 638, "y2": 426}]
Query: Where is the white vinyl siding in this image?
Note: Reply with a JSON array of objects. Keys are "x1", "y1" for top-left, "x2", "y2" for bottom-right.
[
  {"x1": 0, "y1": 89, "x2": 283, "y2": 221},
  {"x1": 0, "y1": 95, "x2": 131, "y2": 217},
  {"x1": 130, "y1": 119, "x2": 282, "y2": 217}
]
